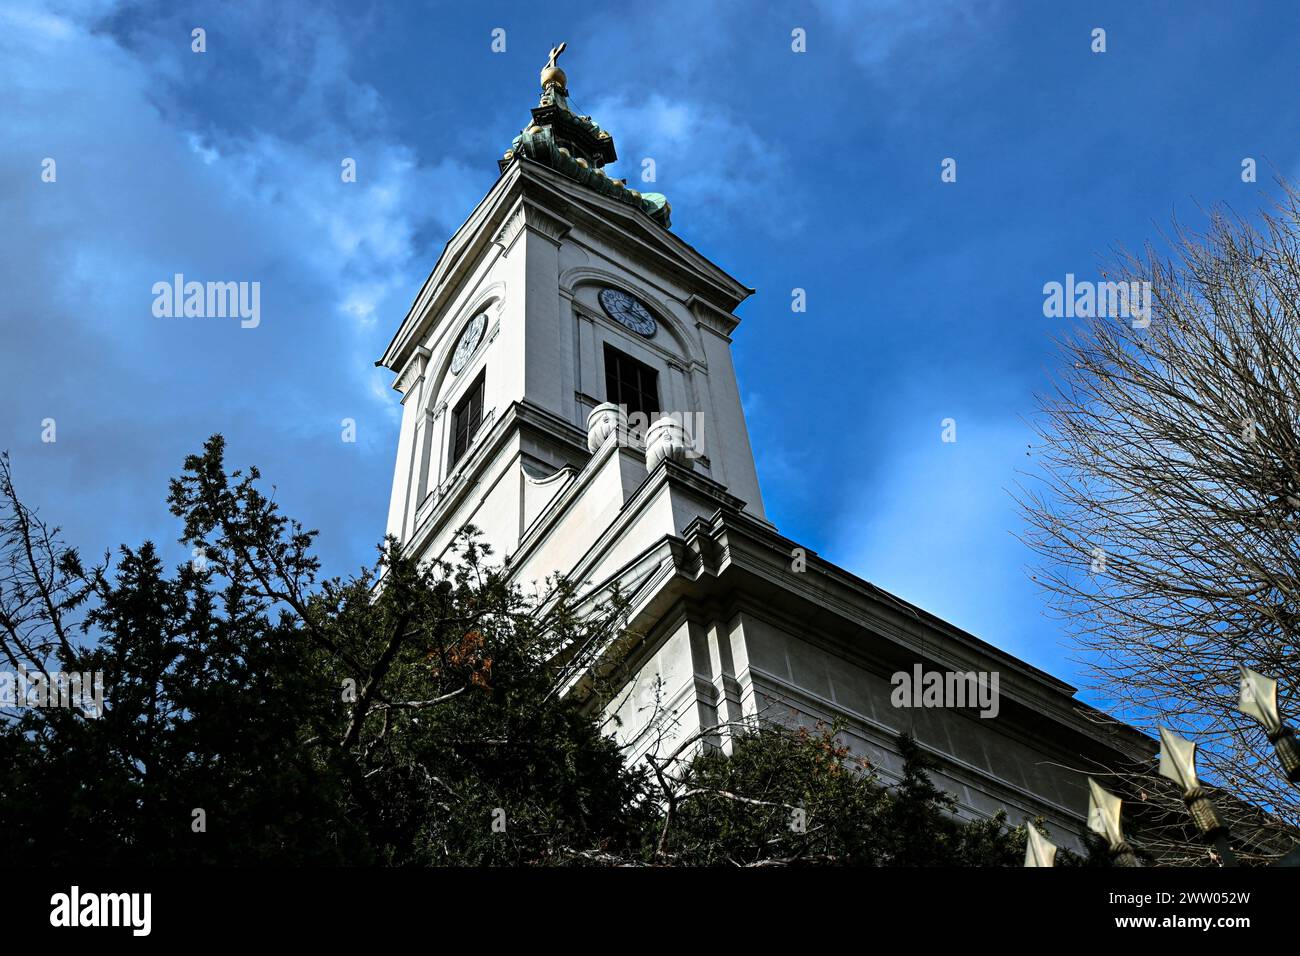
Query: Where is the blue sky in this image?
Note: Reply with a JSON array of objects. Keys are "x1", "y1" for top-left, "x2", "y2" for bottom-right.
[{"x1": 2, "y1": 0, "x2": 1297, "y2": 703}]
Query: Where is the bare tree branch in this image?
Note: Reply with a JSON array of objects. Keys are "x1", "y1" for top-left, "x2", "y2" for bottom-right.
[{"x1": 1018, "y1": 181, "x2": 1300, "y2": 856}]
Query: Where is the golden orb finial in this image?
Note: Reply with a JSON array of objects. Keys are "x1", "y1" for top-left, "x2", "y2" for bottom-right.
[{"x1": 541, "y1": 41, "x2": 567, "y2": 90}]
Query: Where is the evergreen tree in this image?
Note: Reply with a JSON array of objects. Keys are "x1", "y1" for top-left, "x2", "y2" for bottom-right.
[{"x1": 0, "y1": 437, "x2": 1073, "y2": 866}]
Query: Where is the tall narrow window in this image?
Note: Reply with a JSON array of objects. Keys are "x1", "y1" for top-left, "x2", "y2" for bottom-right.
[
  {"x1": 450, "y1": 372, "x2": 485, "y2": 468},
  {"x1": 604, "y1": 344, "x2": 659, "y2": 421}
]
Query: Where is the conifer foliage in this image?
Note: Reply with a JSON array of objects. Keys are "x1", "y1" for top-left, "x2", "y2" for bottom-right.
[{"x1": 0, "y1": 438, "x2": 1038, "y2": 866}]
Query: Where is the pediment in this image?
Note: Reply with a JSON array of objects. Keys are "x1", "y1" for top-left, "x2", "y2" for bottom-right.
[{"x1": 377, "y1": 159, "x2": 753, "y2": 376}]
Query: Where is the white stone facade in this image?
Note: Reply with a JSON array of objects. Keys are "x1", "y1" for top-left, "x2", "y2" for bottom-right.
[{"x1": 379, "y1": 157, "x2": 1154, "y2": 849}]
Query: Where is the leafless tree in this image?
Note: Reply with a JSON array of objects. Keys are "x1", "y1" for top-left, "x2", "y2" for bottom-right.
[
  {"x1": 1018, "y1": 181, "x2": 1300, "y2": 857},
  {"x1": 0, "y1": 452, "x2": 97, "y2": 696}
]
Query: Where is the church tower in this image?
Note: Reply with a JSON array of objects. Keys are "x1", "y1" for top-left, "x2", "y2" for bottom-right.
[
  {"x1": 379, "y1": 46, "x2": 1153, "y2": 849},
  {"x1": 379, "y1": 43, "x2": 765, "y2": 576}
]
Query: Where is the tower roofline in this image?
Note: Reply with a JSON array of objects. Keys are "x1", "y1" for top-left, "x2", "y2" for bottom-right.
[
  {"x1": 499, "y1": 40, "x2": 669, "y2": 228},
  {"x1": 376, "y1": 158, "x2": 754, "y2": 375}
]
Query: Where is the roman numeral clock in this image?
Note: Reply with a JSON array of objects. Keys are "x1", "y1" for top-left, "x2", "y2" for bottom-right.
[
  {"x1": 599, "y1": 287, "x2": 657, "y2": 337},
  {"x1": 449, "y1": 312, "x2": 487, "y2": 375}
]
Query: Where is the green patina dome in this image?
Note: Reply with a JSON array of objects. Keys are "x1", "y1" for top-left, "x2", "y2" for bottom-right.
[{"x1": 499, "y1": 44, "x2": 672, "y2": 230}]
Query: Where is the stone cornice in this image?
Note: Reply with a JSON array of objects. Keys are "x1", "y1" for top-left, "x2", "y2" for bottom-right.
[
  {"x1": 393, "y1": 345, "x2": 431, "y2": 396},
  {"x1": 493, "y1": 197, "x2": 573, "y2": 255},
  {"x1": 686, "y1": 293, "x2": 741, "y2": 338},
  {"x1": 557, "y1": 499, "x2": 1156, "y2": 769},
  {"x1": 673, "y1": 511, "x2": 1157, "y2": 762},
  {"x1": 377, "y1": 161, "x2": 754, "y2": 377}
]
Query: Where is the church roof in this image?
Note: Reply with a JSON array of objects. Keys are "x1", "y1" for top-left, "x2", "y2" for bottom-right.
[
  {"x1": 499, "y1": 42, "x2": 672, "y2": 229},
  {"x1": 376, "y1": 160, "x2": 750, "y2": 376}
]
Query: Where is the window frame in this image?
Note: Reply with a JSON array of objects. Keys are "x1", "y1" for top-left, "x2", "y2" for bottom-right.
[
  {"x1": 448, "y1": 371, "x2": 486, "y2": 470},
  {"x1": 603, "y1": 343, "x2": 660, "y2": 423}
]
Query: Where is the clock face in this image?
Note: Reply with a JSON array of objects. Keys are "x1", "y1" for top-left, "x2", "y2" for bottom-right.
[
  {"x1": 450, "y1": 313, "x2": 487, "y2": 374},
  {"x1": 599, "y1": 288, "x2": 657, "y2": 337}
]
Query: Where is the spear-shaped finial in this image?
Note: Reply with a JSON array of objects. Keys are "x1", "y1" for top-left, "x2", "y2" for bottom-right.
[
  {"x1": 1238, "y1": 665, "x2": 1300, "y2": 782},
  {"x1": 1087, "y1": 778, "x2": 1141, "y2": 866},
  {"x1": 1157, "y1": 727, "x2": 1232, "y2": 862},
  {"x1": 1024, "y1": 824, "x2": 1058, "y2": 867}
]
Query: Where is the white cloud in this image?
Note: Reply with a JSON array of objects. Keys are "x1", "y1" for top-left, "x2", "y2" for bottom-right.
[
  {"x1": 0, "y1": 4, "x2": 73, "y2": 41},
  {"x1": 813, "y1": 0, "x2": 1001, "y2": 74},
  {"x1": 0, "y1": 0, "x2": 480, "y2": 405},
  {"x1": 587, "y1": 93, "x2": 803, "y2": 239},
  {"x1": 0, "y1": 0, "x2": 479, "y2": 570}
]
